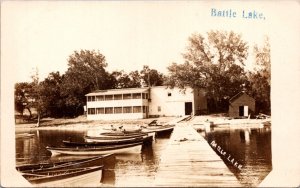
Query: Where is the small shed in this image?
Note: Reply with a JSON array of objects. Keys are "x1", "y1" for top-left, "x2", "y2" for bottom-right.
[{"x1": 228, "y1": 91, "x2": 255, "y2": 118}]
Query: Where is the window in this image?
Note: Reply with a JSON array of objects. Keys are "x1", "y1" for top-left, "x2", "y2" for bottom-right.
[
  {"x1": 96, "y1": 96, "x2": 104, "y2": 101},
  {"x1": 168, "y1": 92, "x2": 172, "y2": 97},
  {"x1": 88, "y1": 108, "x2": 95, "y2": 114},
  {"x1": 123, "y1": 106, "x2": 132, "y2": 113},
  {"x1": 105, "y1": 95, "x2": 113, "y2": 101},
  {"x1": 143, "y1": 106, "x2": 148, "y2": 113},
  {"x1": 114, "y1": 94, "x2": 122, "y2": 100},
  {"x1": 123, "y1": 94, "x2": 132, "y2": 99},
  {"x1": 133, "y1": 93, "x2": 141, "y2": 99},
  {"x1": 96, "y1": 108, "x2": 104, "y2": 114},
  {"x1": 133, "y1": 106, "x2": 142, "y2": 113},
  {"x1": 142, "y1": 93, "x2": 149, "y2": 99},
  {"x1": 105, "y1": 107, "x2": 113, "y2": 114},
  {"x1": 87, "y1": 96, "x2": 96, "y2": 101},
  {"x1": 158, "y1": 106, "x2": 161, "y2": 112},
  {"x1": 114, "y1": 107, "x2": 122, "y2": 114}
]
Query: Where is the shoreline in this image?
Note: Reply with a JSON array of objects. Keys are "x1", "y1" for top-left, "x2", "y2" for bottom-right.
[
  {"x1": 15, "y1": 115, "x2": 271, "y2": 132},
  {"x1": 15, "y1": 116, "x2": 176, "y2": 131}
]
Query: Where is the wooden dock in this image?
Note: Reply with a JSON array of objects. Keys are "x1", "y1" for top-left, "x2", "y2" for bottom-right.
[{"x1": 154, "y1": 123, "x2": 242, "y2": 187}]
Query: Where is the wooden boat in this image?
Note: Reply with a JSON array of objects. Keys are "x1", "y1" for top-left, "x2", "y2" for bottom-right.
[
  {"x1": 16, "y1": 154, "x2": 112, "y2": 173},
  {"x1": 122, "y1": 128, "x2": 142, "y2": 134},
  {"x1": 142, "y1": 124, "x2": 175, "y2": 134},
  {"x1": 100, "y1": 132, "x2": 147, "y2": 137},
  {"x1": 103, "y1": 125, "x2": 142, "y2": 133},
  {"x1": 22, "y1": 165, "x2": 103, "y2": 185},
  {"x1": 84, "y1": 134, "x2": 147, "y2": 142},
  {"x1": 64, "y1": 135, "x2": 152, "y2": 146},
  {"x1": 46, "y1": 142, "x2": 143, "y2": 156}
]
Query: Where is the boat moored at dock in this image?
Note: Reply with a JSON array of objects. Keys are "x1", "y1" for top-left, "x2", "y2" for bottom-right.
[
  {"x1": 16, "y1": 154, "x2": 112, "y2": 173},
  {"x1": 22, "y1": 165, "x2": 103, "y2": 185},
  {"x1": 65, "y1": 135, "x2": 152, "y2": 146},
  {"x1": 46, "y1": 142, "x2": 143, "y2": 156}
]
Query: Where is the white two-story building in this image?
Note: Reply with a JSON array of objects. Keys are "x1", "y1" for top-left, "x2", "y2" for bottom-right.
[{"x1": 85, "y1": 86, "x2": 207, "y2": 120}]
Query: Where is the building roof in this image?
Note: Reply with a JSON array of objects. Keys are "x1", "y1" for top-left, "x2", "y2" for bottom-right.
[
  {"x1": 85, "y1": 87, "x2": 149, "y2": 96},
  {"x1": 229, "y1": 91, "x2": 255, "y2": 103}
]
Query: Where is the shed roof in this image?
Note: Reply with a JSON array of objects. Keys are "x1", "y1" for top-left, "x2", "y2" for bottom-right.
[
  {"x1": 229, "y1": 91, "x2": 255, "y2": 103},
  {"x1": 85, "y1": 87, "x2": 149, "y2": 96}
]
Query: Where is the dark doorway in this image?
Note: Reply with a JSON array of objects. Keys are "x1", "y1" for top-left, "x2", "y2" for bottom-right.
[
  {"x1": 185, "y1": 102, "x2": 193, "y2": 115},
  {"x1": 239, "y1": 106, "x2": 244, "y2": 116}
]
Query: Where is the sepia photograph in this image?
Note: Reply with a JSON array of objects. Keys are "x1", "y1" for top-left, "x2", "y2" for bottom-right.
[{"x1": 1, "y1": 1, "x2": 300, "y2": 187}]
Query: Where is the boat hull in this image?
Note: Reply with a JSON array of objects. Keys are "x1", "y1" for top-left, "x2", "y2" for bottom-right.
[
  {"x1": 84, "y1": 134, "x2": 147, "y2": 141},
  {"x1": 17, "y1": 155, "x2": 112, "y2": 173},
  {"x1": 100, "y1": 132, "x2": 147, "y2": 137},
  {"x1": 47, "y1": 142, "x2": 143, "y2": 156},
  {"x1": 65, "y1": 135, "x2": 152, "y2": 146},
  {"x1": 142, "y1": 125, "x2": 174, "y2": 134},
  {"x1": 22, "y1": 166, "x2": 103, "y2": 186}
]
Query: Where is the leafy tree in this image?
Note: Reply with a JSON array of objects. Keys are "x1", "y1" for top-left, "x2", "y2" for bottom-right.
[
  {"x1": 248, "y1": 37, "x2": 271, "y2": 114},
  {"x1": 30, "y1": 68, "x2": 45, "y2": 126},
  {"x1": 14, "y1": 82, "x2": 34, "y2": 117},
  {"x1": 140, "y1": 65, "x2": 164, "y2": 87},
  {"x1": 61, "y1": 50, "x2": 113, "y2": 116},
  {"x1": 128, "y1": 70, "x2": 142, "y2": 88},
  {"x1": 39, "y1": 72, "x2": 65, "y2": 117},
  {"x1": 111, "y1": 70, "x2": 141, "y2": 88},
  {"x1": 166, "y1": 31, "x2": 249, "y2": 112}
]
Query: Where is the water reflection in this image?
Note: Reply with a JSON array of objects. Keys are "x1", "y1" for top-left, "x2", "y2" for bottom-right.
[{"x1": 203, "y1": 127, "x2": 272, "y2": 187}]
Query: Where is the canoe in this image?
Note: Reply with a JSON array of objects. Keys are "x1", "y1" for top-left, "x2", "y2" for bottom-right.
[
  {"x1": 46, "y1": 142, "x2": 143, "y2": 156},
  {"x1": 16, "y1": 154, "x2": 112, "y2": 173},
  {"x1": 22, "y1": 165, "x2": 103, "y2": 185},
  {"x1": 64, "y1": 135, "x2": 152, "y2": 146}
]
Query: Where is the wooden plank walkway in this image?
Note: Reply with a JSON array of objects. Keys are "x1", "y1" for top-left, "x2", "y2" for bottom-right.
[{"x1": 154, "y1": 123, "x2": 242, "y2": 187}]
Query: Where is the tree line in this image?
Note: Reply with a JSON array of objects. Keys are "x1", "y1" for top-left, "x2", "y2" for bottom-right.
[{"x1": 15, "y1": 30, "x2": 270, "y2": 122}]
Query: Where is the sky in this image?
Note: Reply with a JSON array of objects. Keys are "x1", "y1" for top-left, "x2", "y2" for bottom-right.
[{"x1": 2, "y1": 1, "x2": 273, "y2": 83}]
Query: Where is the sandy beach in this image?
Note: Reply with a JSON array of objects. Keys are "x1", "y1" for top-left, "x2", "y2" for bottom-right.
[{"x1": 15, "y1": 114, "x2": 270, "y2": 132}]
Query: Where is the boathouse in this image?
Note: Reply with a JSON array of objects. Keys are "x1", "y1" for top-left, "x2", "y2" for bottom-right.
[
  {"x1": 228, "y1": 91, "x2": 255, "y2": 117},
  {"x1": 85, "y1": 86, "x2": 207, "y2": 120}
]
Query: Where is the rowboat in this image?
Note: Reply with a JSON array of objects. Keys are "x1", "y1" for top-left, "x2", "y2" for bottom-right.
[
  {"x1": 103, "y1": 125, "x2": 142, "y2": 133},
  {"x1": 46, "y1": 142, "x2": 143, "y2": 156},
  {"x1": 142, "y1": 124, "x2": 175, "y2": 134},
  {"x1": 100, "y1": 132, "x2": 147, "y2": 137},
  {"x1": 64, "y1": 135, "x2": 152, "y2": 146},
  {"x1": 22, "y1": 165, "x2": 103, "y2": 185},
  {"x1": 84, "y1": 133, "x2": 147, "y2": 142},
  {"x1": 16, "y1": 154, "x2": 112, "y2": 173}
]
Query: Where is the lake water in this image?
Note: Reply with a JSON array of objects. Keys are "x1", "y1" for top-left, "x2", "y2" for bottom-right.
[
  {"x1": 15, "y1": 129, "x2": 170, "y2": 186},
  {"x1": 200, "y1": 126, "x2": 272, "y2": 187},
  {"x1": 16, "y1": 126, "x2": 272, "y2": 187}
]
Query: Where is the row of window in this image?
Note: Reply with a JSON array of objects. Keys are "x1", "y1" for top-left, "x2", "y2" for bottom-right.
[
  {"x1": 87, "y1": 93, "x2": 149, "y2": 102},
  {"x1": 87, "y1": 106, "x2": 149, "y2": 115}
]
